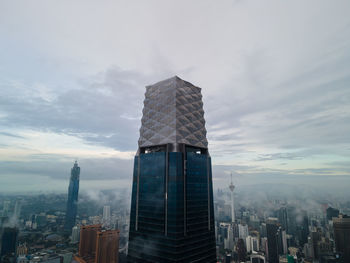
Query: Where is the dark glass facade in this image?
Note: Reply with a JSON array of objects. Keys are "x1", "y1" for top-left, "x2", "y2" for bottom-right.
[
  {"x1": 128, "y1": 145, "x2": 216, "y2": 262},
  {"x1": 64, "y1": 161, "x2": 80, "y2": 232},
  {"x1": 0, "y1": 227, "x2": 18, "y2": 259},
  {"x1": 266, "y1": 223, "x2": 278, "y2": 263},
  {"x1": 333, "y1": 215, "x2": 350, "y2": 263}
]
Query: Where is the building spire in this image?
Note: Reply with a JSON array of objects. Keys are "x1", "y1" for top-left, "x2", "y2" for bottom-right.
[
  {"x1": 229, "y1": 172, "x2": 235, "y2": 223},
  {"x1": 229, "y1": 172, "x2": 235, "y2": 192}
]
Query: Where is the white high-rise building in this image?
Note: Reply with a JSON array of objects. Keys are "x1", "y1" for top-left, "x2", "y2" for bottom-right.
[
  {"x1": 224, "y1": 225, "x2": 234, "y2": 251},
  {"x1": 261, "y1": 237, "x2": 268, "y2": 253},
  {"x1": 246, "y1": 235, "x2": 260, "y2": 253},
  {"x1": 102, "y1": 205, "x2": 111, "y2": 228},
  {"x1": 14, "y1": 200, "x2": 21, "y2": 219},
  {"x1": 229, "y1": 173, "x2": 235, "y2": 223},
  {"x1": 238, "y1": 223, "x2": 249, "y2": 239},
  {"x1": 103, "y1": 205, "x2": 111, "y2": 221},
  {"x1": 246, "y1": 236, "x2": 252, "y2": 252},
  {"x1": 282, "y1": 230, "x2": 288, "y2": 254},
  {"x1": 252, "y1": 237, "x2": 259, "y2": 252},
  {"x1": 71, "y1": 225, "x2": 80, "y2": 243},
  {"x1": 2, "y1": 200, "x2": 10, "y2": 216}
]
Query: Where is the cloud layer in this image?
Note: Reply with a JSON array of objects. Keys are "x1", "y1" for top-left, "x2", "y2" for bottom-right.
[{"x1": 0, "y1": 0, "x2": 349, "y2": 192}]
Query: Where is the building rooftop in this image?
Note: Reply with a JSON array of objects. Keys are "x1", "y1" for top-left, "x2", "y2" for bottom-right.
[{"x1": 138, "y1": 76, "x2": 208, "y2": 149}]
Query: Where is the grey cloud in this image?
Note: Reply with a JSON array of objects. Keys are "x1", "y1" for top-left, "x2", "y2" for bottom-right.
[
  {"x1": 255, "y1": 152, "x2": 306, "y2": 161},
  {"x1": 205, "y1": 38, "x2": 350, "y2": 160},
  {"x1": 1, "y1": 0, "x2": 350, "y2": 193},
  {"x1": 0, "y1": 131, "x2": 25, "y2": 139},
  {"x1": 0, "y1": 156, "x2": 133, "y2": 181},
  {"x1": 325, "y1": 161, "x2": 350, "y2": 168},
  {"x1": 0, "y1": 67, "x2": 164, "y2": 151}
]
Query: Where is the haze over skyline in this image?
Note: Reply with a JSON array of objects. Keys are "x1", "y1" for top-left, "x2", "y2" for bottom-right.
[{"x1": 0, "y1": 0, "x2": 349, "y2": 193}]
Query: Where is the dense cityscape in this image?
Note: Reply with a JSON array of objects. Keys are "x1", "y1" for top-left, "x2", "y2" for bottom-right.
[{"x1": 0, "y1": 160, "x2": 349, "y2": 262}]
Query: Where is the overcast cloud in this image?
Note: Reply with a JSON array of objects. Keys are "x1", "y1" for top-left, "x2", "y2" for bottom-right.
[{"x1": 0, "y1": 0, "x2": 349, "y2": 192}]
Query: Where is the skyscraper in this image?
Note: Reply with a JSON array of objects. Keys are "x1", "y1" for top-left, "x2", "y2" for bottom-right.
[
  {"x1": 0, "y1": 227, "x2": 18, "y2": 261},
  {"x1": 102, "y1": 206, "x2": 111, "y2": 226},
  {"x1": 278, "y1": 207, "x2": 288, "y2": 232},
  {"x1": 71, "y1": 225, "x2": 80, "y2": 243},
  {"x1": 127, "y1": 76, "x2": 216, "y2": 262},
  {"x1": 333, "y1": 214, "x2": 350, "y2": 262},
  {"x1": 266, "y1": 218, "x2": 279, "y2": 263},
  {"x1": 13, "y1": 200, "x2": 21, "y2": 220},
  {"x1": 297, "y1": 210, "x2": 309, "y2": 246},
  {"x1": 64, "y1": 161, "x2": 80, "y2": 232}
]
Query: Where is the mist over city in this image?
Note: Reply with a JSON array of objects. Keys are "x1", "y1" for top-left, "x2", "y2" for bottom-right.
[{"x1": 0, "y1": 1, "x2": 349, "y2": 263}]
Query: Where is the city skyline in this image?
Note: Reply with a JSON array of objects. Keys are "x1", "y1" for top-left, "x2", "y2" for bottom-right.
[{"x1": 0, "y1": 0, "x2": 350, "y2": 195}]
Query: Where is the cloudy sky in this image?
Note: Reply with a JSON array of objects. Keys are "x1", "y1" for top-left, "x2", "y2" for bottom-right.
[{"x1": 0, "y1": 0, "x2": 349, "y2": 193}]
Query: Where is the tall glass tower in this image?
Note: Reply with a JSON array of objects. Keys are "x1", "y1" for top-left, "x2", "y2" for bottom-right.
[
  {"x1": 64, "y1": 161, "x2": 80, "y2": 232},
  {"x1": 127, "y1": 76, "x2": 216, "y2": 262}
]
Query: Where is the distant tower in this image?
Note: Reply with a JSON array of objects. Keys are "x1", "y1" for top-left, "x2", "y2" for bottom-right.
[
  {"x1": 229, "y1": 173, "x2": 235, "y2": 223},
  {"x1": 13, "y1": 200, "x2": 21, "y2": 220},
  {"x1": 103, "y1": 206, "x2": 111, "y2": 221},
  {"x1": 2, "y1": 201, "x2": 10, "y2": 217},
  {"x1": 64, "y1": 161, "x2": 80, "y2": 232}
]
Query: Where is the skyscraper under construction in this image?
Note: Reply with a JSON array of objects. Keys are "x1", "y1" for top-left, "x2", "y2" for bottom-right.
[{"x1": 127, "y1": 76, "x2": 216, "y2": 262}]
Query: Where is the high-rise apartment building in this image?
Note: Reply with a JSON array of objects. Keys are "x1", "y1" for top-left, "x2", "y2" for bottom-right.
[
  {"x1": 95, "y1": 230, "x2": 120, "y2": 263},
  {"x1": 127, "y1": 76, "x2": 216, "y2": 262},
  {"x1": 64, "y1": 161, "x2": 80, "y2": 232},
  {"x1": 78, "y1": 224, "x2": 102, "y2": 262},
  {"x1": 75, "y1": 224, "x2": 119, "y2": 263}
]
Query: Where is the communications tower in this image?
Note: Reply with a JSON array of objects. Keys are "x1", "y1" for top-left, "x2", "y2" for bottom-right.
[{"x1": 229, "y1": 173, "x2": 235, "y2": 223}]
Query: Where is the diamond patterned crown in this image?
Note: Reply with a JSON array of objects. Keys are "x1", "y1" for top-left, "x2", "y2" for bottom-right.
[{"x1": 138, "y1": 76, "x2": 208, "y2": 148}]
